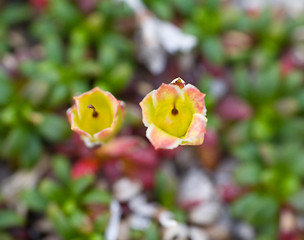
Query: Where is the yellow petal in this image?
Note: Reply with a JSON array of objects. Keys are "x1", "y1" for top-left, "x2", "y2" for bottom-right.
[
  {"x1": 139, "y1": 90, "x2": 156, "y2": 127},
  {"x1": 146, "y1": 124, "x2": 181, "y2": 149}
]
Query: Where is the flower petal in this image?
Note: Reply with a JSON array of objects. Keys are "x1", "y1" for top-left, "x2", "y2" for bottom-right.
[
  {"x1": 182, "y1": 113, "x2": 207, "y2": 145},
  {"x1": 146, "y1": 124, "x2": 181, "y2": 149},
  {"x1": 184, "y1": 84, "x2": 206, "y2": 114},
  {"x1": 73, "y1": 87, "x2": 118, "y2": 136},
  {"x1": 153, "y1": 83, "x2": 184, "y2": 106},
  {"x1": 139, "y1": 90, "x2": 156, "y2": 127},
  {"x1": 94, "y1": 101, "x2": 125, "y2": 143},
  {"x1": 67, "y1": 106, "x2": 90, "y2": 138}
]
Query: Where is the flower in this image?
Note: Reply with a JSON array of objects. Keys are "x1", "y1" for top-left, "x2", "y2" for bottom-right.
[
  {"x1": 139, "y1": 77, "x2": 207, "y2": 149},
  {"x1": 67, "y1": 87, "x2": 125, "y2": 147}
]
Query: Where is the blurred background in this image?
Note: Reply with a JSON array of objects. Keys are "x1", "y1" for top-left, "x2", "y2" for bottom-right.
[{"x1": 1, "y1": 0, "x2": 304, "y2": 239}]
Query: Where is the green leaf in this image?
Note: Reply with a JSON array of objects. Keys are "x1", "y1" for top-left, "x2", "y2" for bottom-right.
[
  {"x1": 89, "y1": 234, "x2": 104, "y2": 240},
  {"x1": 0, "y1": 210, "x2": 24, "y2": 229},
  {"x1": 172, "y1": 0, "x2": 195, "y2": 15},
  {"x1": 47, "y1": 84, "x2": 69, "y2": 108},
  {"x1": 2, "y1": 128, "x2": 42, "y2": 167},
  {"x1": 52, "y1": 155, "x2": 71, "y2": 184},
  {"x1": 105, "y1": 62, "x2": 133, "y2": 93},
  {"x1": 235, "y1": 162, "x2": 262, "y2": 186},
  {"x1": 71, "y1": 175, "x2": 94, "y2": 196},
  {"x1": 231, "y1": 193, "x2": 279, "y2": 226},
  {"x1": 39, "y1": 179, "x2": 65, "y2": 202},
  {"x1": 151, "y1": 1, "x2": 173, "y2": 20},
  {"x1": 47, "y1": 204, "x2": 75, "y2": 239},
  {"x1": 0, "y1": 232, "x2": 14, "y2": 240},
  {"x1": 233, "y1": 66, "x2": 249, "y2": 98},
  {"x1": 21, "y1": 189, "x2": 47, "y2": 212},
  {"x1": 202, "y1": 37, "x2": 224, "y2": 65},
  {"x1": 288, "y1": 189, "x2": 304, "y2": 212},
  {"x1": 145, "y1": 222, "x2": 159, "y2": 240},
  {"x1": 154, "y1": 170, "x2": 177, "y2": 209},
  {"x1": 251, "y1": 65, "x2": 280, "y2": 103},
  {"x1": 1, "y1": 3, "x2": 32, "y2": 25},
  {"x1": 95, "y1": 212, "x2": 110, "y2": 233},
  {"x1": 98, "y1": 42, "x2": 118, "y2": 70},
  {"x1": 43, "y1": 35, "x2": 64, "y2": 63},
  {"x1": 0, "y1": 70, "x2": 13, "y2": 105},
  {"x1": 69, "y1": 210, "x2": 87, "y2": 231},
  {"x1": 20, "y1": 134, "x2": 43, "y2": 168},
  {"x1": 83, "y1": 189, "x2": 112, "y2": 205},
  {"x1": 49, "y1": 0, "x2": 81, "y2": 29},
  {"x1": 36, "y1": 113, "x2": 69, "y2": 142},
  {"x1": 232, "y1": 142, "x2": 260, "y2": 162},
  {"x1": 283, "y1": 71, "x2": 303, "y2": 93}
]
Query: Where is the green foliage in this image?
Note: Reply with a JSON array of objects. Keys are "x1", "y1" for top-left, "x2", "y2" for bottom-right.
[
  {"x1": 154, "y1": 170, "x2": 177, "y2": 210},
  {"x1": 22, "y1": 157, "x2": 112, "y2": 239},
  {"x1": 0, "y1": 210, "x2": 24, "y2": 229},
  {"x1": 2, "y1": 0, "x2": 304, "y2": 239}
]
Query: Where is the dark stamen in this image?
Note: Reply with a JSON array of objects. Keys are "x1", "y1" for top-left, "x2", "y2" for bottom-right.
[
  {"x1": 171, "y1": 102, "x2": 178, "y2": 115},
  {"x1": 88, "y1": 104, "x2": 98, "y2": 118}
]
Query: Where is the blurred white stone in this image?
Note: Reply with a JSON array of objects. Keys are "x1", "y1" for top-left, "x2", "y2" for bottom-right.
[
  {"x1": 209, "y1": 79, "x2": 228, "y2": 100},
  {"x1": 178, "y1": 168, "x2": 216, "y2": 208},
  {"x1": 233, "y1": 222, "x2": 255, "y2": 240},
  {"x1": 117, "y1": 0, "x2": 197, "y2": 74},
  {"x1": 0, "y1": 158, "x2": 48, "y2": 214},
  {"x1": 163, "y1": 224, "x2": 188, "y2": 240},
  {"x1": 157, "y1": 21, "x2": 197, "y2": 54},
  {"x1": 2, "y1": 54, "x2": 18, "y2": 72},
  {"x1": 105, "y1": 200, "x2": 121, "y2": 240},
  {"x1": 214, "y1": 159, "x2": 237, "y2": 185},
  {"x1": 205, "y1": 208, "x2": 232, "y2": 240},
  {"x1": 189, "y1": 227, "x2": 209, "y2": 240},
  {"x1": 136, "y1": 17, "x2": 167, "y2": 74},
  {"x1": 280, "y1": 210, "x2": 297, "y2": 233},
  {"x1": 129, "y1": 195, "x2": 157, "y2": 217},
  {"x1": 189, "y1": 201, "x2": 221, "y2": 225},
  {"x1": 159, "y1": 211, "x2": 178, "y2": 228},
  {"x1": 113, "y1": 178, "x2": 142, "y2": 202},
  {"x1": 129, "y1": 214, "x2": 151, "y2": 230},
  {"x1": 118, "y1": 219, "x2": 129, "y2": 240},
  {"x1": 206, "y1": 224, "x2": 231, "y2": 240}
]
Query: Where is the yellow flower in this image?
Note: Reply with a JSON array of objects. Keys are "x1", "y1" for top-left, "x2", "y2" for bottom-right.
[
  {"x1": 67, "y1": 87, "x2": 125, "y2": 147},
  {"x1": 140, "y1": 77, "x2": 207, "y2": 149}
]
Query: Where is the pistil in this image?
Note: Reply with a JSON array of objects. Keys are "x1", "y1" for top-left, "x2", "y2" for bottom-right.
[
  {"x1": 171, "y1": 102, "x2": 178, "y2": 115},
  {"x1": 88, "y1": 104, "x2": 99, "y2": 118}
]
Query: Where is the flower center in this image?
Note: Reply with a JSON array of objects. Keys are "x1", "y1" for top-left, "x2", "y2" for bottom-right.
[
  {"x1": 154, "y1": 98, "x2": 193, "y2": 138},
  {"x1": 171, "y1": 101, "x2": 179, "y2": 115},
  {"x1": 88, "y1": 104, "x2": 99, "y2": 118},
  {"x1": 74, "y1": 92, "x2": 114, "y2": 136}
]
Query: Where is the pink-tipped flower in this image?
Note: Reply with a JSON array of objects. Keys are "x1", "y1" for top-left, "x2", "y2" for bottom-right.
[
  {"x1": 139, "y1": 77, "x2": 207, "y2": 149},
  {"x1": 67, "y1": 87, "x2": 125, "y2": 147}
]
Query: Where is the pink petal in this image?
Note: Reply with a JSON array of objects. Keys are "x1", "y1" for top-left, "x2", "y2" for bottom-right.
[
  {"x1": 183, "y1": 84, "x2": 206, "y2": 114},
  {"x1": 146, "y1": 124, "x2": 181, "y2": 149},
  {"x1": 94, "y1": 101, "x2": 125, "y2": 142},
  {"x1": 154, "y1": 83, "x2": 183, "y2": 105},
  {"x1": 182, "y1": 113, "x2": 207, "y2": 145}
]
